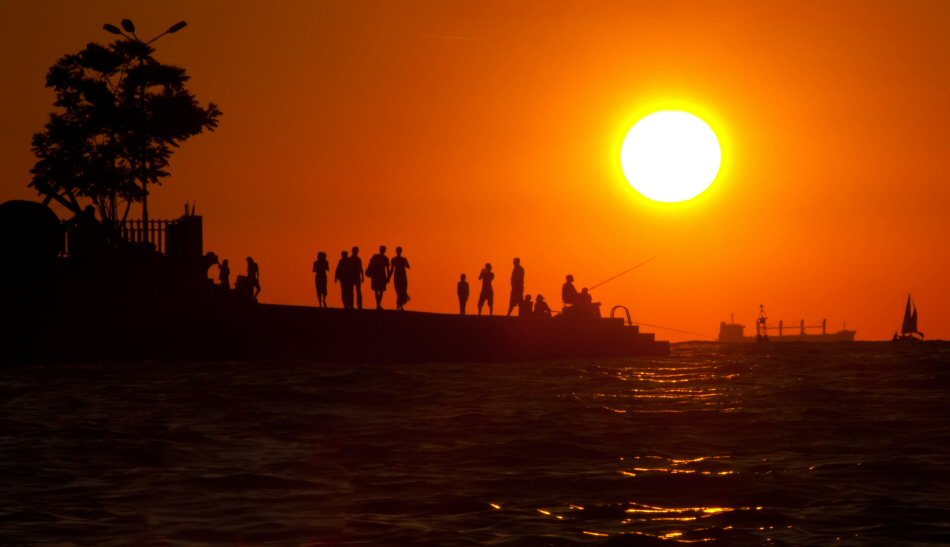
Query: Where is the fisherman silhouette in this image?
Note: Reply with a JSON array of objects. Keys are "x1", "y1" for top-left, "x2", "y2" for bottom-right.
[
  {"x1": 457, "y1": 273, "x2": 470, "y2": 315},
  {"x1": 335, "y1": 250, "x2": 353, "y2": 309},
  {"x1": 313, "y1": 251, "x2": 330, "y2": 307},
  {"x1": 246, "y1": 257, "x2": 261, "y2": 299},
  {"x1": 507, "y1": 257, "x2": 525, "y2": 316},
  {"x1": 534, "y1": 294, "x2": 552, "y2": 318},
  {"x1": 578, "y1": 288, "x2": 602, "y2": 318},
  {"x1": 478, "y1": 263, "x2": 495, "y2": 316},
  {"x1": 350, "y1": 246, "x2": 364, "y2": 310},
  {"x1": 390, "y1": 246, "x2": 411, "y2": 311},
  {"x1": 366, "y1": 245, "x2": 391, "y2": 310},
  {"x1": 519, "y1": 294, "x2": 533, "y2": 317},
  {"x1": 562, "y1": 274, "x2": 578, "y2": 308},
  {"x1": 219, "y1": 258, "x2": 231, "y2": 289}
]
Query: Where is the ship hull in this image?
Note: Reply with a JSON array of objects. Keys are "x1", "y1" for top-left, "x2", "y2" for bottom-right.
[{"x1": 721, "y1": 331, "x2": 857, "y2": 343}]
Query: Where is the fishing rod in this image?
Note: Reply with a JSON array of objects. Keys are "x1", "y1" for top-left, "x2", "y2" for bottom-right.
[
  {"x1": 588, "y1": 254, "x2": 709, "y2": 338},
  {"x1": 588, "y1": 253, "x2": 664, "y2": 291},
  {"x1": 629, "y1": 321, "x2": 710, "y2": 339}
]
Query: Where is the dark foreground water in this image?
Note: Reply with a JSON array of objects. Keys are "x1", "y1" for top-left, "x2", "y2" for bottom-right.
[{"x1": 2, "y1": 343, "x2": 950, "y2": 545}]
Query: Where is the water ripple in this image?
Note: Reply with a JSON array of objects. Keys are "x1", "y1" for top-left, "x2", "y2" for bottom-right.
[{"x1": 2, "y1": 342, "x2": 950, "y2": 544}]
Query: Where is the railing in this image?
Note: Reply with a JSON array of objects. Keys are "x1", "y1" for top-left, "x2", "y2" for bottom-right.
[
  {"x1": 610, "y1": 305, "x2": 633, "y2": 326},
  {"x1": 119, "y1": 219, "x2": 173, "y2": 254},
  {"x1": 761, "y1": 319, "x2": 829, "y2": 336},
  {"x1": 64, "y1": 216, "x2": 202, "y2": 258}
]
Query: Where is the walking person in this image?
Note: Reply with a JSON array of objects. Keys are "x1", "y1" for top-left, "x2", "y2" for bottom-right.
[
  {"x1": 366, "y1": 245, "x2": 391, "y2": 310},
  {"x1": 350, "y1": 246, "x2": 364, "y2": 310},
  {"x1": 457, "y1": 273, "x2": 470, "y2": 315},
  {"x1": 390, "y1": 246, "x2": 411, "y2": 311},
  {"x1": 313, "y1": 251, "x2": 330, "y2": 307},
  {"x1": 507, "y1": 257, "x2": 525, "y2": 316},
  {"x1": 478, "y1": 263, "x2": 494, "y2": 316},
  {"x1": 335, "y1": 250, "x2": 353, "y2": 309}
]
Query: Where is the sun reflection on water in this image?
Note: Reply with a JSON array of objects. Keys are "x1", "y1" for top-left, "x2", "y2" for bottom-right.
[
  {"x1": 511, "y1": 358, "x2": 765, "y2": 542},
  {"x1": 585, "y1": 357, "x2": 744, "y2": 415},
  {"x1": 516, "y1": 499, "x2": 768, "y2": 543}
]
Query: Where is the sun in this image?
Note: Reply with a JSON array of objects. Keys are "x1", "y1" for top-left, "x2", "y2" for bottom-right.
[{"x1": 620, "y1": 111, "x2": 722, "y2": 203}]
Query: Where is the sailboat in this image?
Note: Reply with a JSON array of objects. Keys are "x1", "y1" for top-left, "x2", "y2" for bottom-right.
[{"x1": 893, "y1": 294, "x2": 924, "y2": 341}]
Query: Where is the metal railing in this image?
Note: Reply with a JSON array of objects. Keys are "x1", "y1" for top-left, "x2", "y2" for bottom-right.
[{"x1": 119, "y1": 219, "x2": 173, "y2": 254}]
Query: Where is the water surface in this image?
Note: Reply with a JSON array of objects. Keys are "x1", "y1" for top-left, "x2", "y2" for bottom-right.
[{"x1": 2, "y1": 342, "x2": 949, "y2": 545}]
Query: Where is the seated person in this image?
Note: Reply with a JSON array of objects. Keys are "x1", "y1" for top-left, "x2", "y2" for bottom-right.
[
  {"x1": 534, "y1": 295, "x2": 552, "y2": 318},
  {"x1": 518, "y1": 294, "x2": 534, "y2": 317},
  {"x1": 561, "y1": 274, "x2": 579, "y2": 309},
  {"x1": 577, "y1": 288, "x2": 602, "y2": 318}
]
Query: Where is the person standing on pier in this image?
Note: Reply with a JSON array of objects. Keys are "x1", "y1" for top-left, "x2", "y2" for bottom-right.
[
  {"x1": 350, "y1": 246, "x2": 364, "y2": 310},
  {"x1": 313, "y1": 251, "x2": 330, "y2": 307},
  {"x1": 390, "y1": 246, "x2": 411, "y2": 310},
  {"x1": 366, "y1": 245, "x2": 391, "y2": 310},
  {"x1": 457, "y1": 273, "x2": 470, "y2": 315},
  {"x1": 507, "y1": 257, "x2": 525, "y2": 316},
  {"x1": 335, "y1": 250, "x2": 352, "y2": 308},
  {"x1": 562, "y1": 274, "x2": 578, "y2": 308},
  {"x1": 478, "y1": 263, "x2": 495, "y2": 315},
  {"x1": 246, "y1": 257, "x2": 261, "y2": 299},
  {"x1": 218, "y1": 258, "x2": 231, "y2": 289}
]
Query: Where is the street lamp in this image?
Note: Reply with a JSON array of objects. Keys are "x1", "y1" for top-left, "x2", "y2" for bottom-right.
[
  {"x1": 103, "y1": 19, "x2": 187, "y2": 45},
  {"x1": 101, "y1": 18, "x2": 189, "y2": 242}
]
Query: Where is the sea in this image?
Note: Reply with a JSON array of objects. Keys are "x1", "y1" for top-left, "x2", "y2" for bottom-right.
[{"x1": 1, "y1": 342, "x2": 949, "y2": 546}]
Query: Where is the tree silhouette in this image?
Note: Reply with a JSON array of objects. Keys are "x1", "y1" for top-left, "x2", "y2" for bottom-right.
[{"x1": 29, "y1": 19, "x2": 221, "y2": 230}]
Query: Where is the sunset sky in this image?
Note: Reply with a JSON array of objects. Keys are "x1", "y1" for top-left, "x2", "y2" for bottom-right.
[{"x1": 2, "y1": 1, "x2": 948, "y2": 341}]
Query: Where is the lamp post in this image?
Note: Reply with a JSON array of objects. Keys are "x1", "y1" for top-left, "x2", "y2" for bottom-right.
[{"x1": 102, "y1": 19, "x2": 188, "y2": 246}]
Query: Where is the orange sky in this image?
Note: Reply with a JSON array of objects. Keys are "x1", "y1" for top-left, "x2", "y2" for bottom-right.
[{"x1": 2, "y1": 1, "x2": 948, "y2": 341}]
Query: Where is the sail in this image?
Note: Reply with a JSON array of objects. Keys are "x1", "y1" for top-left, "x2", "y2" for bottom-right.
[{"x1": 901, "y1": 295, "x2": 915, "y2": 335}]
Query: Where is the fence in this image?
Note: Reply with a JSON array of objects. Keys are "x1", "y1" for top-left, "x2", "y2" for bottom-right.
[
  {"x1": 119, "y1": 219, "x2": 173, "y2": 254},
  {"x1": 64, "y1": 216, "x2": 203, "y2": 258}
]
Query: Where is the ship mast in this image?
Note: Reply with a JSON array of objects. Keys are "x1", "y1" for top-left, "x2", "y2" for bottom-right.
[{"x1": 756, "y1": 304, "x2": 769, "y2": 342}]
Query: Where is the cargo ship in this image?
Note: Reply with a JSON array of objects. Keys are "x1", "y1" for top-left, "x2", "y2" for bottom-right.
[{"x1": 718, "y1": 306, "x2": 856, "y2": 343}]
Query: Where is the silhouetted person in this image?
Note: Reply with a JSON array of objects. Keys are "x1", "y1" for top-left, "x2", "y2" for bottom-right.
[
  {"x1": 64, "y1": 204, "x2": 103, "y2": 258},
  {"x1": 519, "y1": 294, "x2": 533, "y2": 317},
  {"x1": 335, "y1": 250, "x2": 353, "y2": 309},
  {"x1": 203, "y1": 252, "x2": 220, "y2": 285},
  {"x1": 366, "y1": 245, "x2": 391, "y2": 310},
  {"x1": 390, "y1": 246, "x2": 411, "y2": 310},
  {"x1": 350, "y1": 246, "x2": 364, "y2": 310},
  {"x1": 534, "y1": 294, "x2": 552, "y2": 318},
  {"x1": 562, "y1": 274, "x2": 579, "y2": 308},
  {"x1": 219, "y1": 258, "x2": 231, "y2": 289},
  {"x1": 247, "y1": 257, "x2": 261, "y2": 299},
  {"x1": 507, "y1": 257, "x2": 525, "y2": 316},
  {"x1": 457, "y1": 273, "x2": 470, "y2": 315},
  {"x1": 313, "y1": 251, "x2": 330, "y2": 307},
  {"x1": 478, "y1": 263, "x2": 494, "y2": 315},
  {"x1": 578, "y1": 288, "x2": 602, "y2": 318}
]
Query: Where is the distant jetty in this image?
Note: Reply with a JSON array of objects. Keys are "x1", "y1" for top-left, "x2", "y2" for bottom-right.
[
  {"x1": 7, "y1": 303, "x2": 668, "y2": 363},
  {"x1": 0, "y1": 201, "x2": 669, "y2": 363}
]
